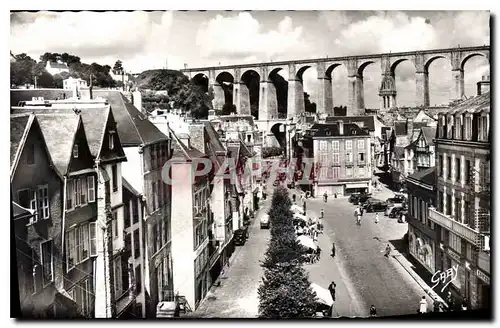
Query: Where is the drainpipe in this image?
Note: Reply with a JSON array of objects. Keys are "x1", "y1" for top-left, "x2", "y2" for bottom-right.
[{"x1": 61, "y1": 176, "x2": 67, "y2": 268}]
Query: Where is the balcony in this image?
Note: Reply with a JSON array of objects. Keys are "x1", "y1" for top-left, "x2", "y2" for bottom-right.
[{"x1": 428, "y1": 207, "x2": 479, "y2": 245}]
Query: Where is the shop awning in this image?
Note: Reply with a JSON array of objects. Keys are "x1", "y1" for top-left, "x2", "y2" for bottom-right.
[
  {"x1": 310, "y1": 283, "x2": 334, "y2": 307},
  {"x1": 345, "y1": 183, "x2": 368, "y2": 189}
]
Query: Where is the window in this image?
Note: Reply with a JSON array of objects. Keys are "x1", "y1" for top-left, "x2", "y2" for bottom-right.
[
  {"x1": 332, "y1": 153, "x2": 340, "y2": 164},
  {"x1": 152, "y1": 182, "x2": 157, "y2": 210},
  {"x1": 158, "y1": 181, "x2": 163, "y2": 208},
  {"x1": 447, "y1": 156, "x2": 452, "y2": 179},
  {"x1": 346, "y1": 167, "x2": 353, "y2": 177},
  {"x1": 455, "y1": 198, "x2": 461, "y2": 221},
  {"x1": 113, "y1": 211, "x2": 118, "y2": 240},
  {"x1": 114, "y1": 257, "x2": 122, "y2": 297},
  {"x1": 69, "y1": 279, "x2": 92, "y2": 317},
  {"x1": 66, "y1": 223, "x2": 96, "y2": 272},
  {"x1": 132, "y1": 201, "x2": 139, "y2": 224},
  {"x1": 194, "y1": 219, "x2": 207, "y2": 250},
  {"x1": 124, "y1": 203, "x2": 131, "y2": 229},
  {"x1": 439, "y1": 155, "x2": 443, "y2": 177},
  {"x1": 345, "y1": 152, "x2": 353, "y2": 164},
  {"x1": 80, "y1": 178, "x2": 87, "y2": 205},
  {"x1": 446, "y1": 194, "x2": 452, "y2": 216},
  {"x1": 152, "y1": 224, "x2": 158, "y2": 254},
  {"x1": 320, "y1": 167, "x2": 328, "y2": 179},
  {"x1": 134, "y1": 229, "x2": 140, "y2": 259},
  {"x1": 319, "y1": 141, "x2": 327, "y2": 151},
  {"x1": 332, "y1": 141, "x2": 340, "y2": 152},
  {"x1": 155, "y1": 223, "x2": 161, "y2": 252},
  {"x1": 465, "y1": 160, "x2": 471, "y2": 184},
  {"x1": 345, "y1": 140, "x2": 352, "y2": 150},
  {"x1": 357, "y1": 167, "x2": 365, "y2": 177},
  {"x1": 358, "y1": 153, "x2": 365, "y2": 163},
  {"x1": 18, "y1": 189, "x2": 38, "y2": 225},
  {"x1": 73, "y1": 144, "x2": 79, "y2": 158},
  {"x1": 135, "y1": 265, "x2": 142, "y2": 294},
  {"x1": 87, "y1": 176, "x2": 95, "y2": 203},
  {"x1": 112, "y1": 165, "x2": 118, "y2": 192},
  {"x1": 26, "y1": 144, "x2": 35, "y2": 165},
  {"x1": 464, "y1": 115, "x2": 472, "y2": 140},
  {"x1": 332, "y1": 167, "x2": 340, "y2": 179},
  {"x1": 449, "y1": 232, "x2": 462, "y2": 254},
  {"x1": 157, "y1": 262, "x2": 164, "y2": 301},
  {"x1": 109, "y1": 132, "x2": 115, "y2": 150},
  {"x1": 41, "y1": 240, "x2": 54, "y2": 285},
  {"x1": 357, "y1": 139, "x2": 365, "y2": 149},
  {"x1": 455, "y1": 116, "x2": 462, "y2": 140},
  {"x1": 164, "y1": 218, "x2": 171, "y2": 243},
  {"x1": 320, "y1": 154, "x2": 329, "y2": 166},
  {"x1": 89, "y1": 222, "x2": 97, "y2": 256},
  {"x1": 455, "y1": 157, "x2": 461, "y2": 183}
]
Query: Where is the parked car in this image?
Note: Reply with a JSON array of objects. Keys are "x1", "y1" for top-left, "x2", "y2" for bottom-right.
[
  {"x1": 234, "y1": 227, "x2": 249, "y2": 246},
  {"x1": 361, "y1": 197, "x2": 380, "y2": 209},
  {"x1": 386, "y1": 205, "x2": 404, "y2": 218},
  {"x1": 348, "y1": 193, "x2": 361, "y2": 203},
  {"x1": 354, "y1": 193, "x2": 372, "y2": 205},
  {"x1": 366, "y1": 200, "x2": 388, "y2": 212},
  {"x1": 386, "y1": 196, "x2": 405, "y2": 204}
]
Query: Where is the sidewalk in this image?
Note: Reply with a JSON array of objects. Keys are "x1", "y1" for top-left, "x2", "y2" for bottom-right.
[{"x1": 391, "y1": 250, "x2": 448, "y2": 311}]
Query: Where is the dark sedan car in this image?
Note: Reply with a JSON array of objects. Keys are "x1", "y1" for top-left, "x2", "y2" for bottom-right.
[
  {"x1": 234, "y1": 227, "x2": 249, "y2": 246},
  {"x1": 354, "y1": 194, "x2": 372, "y2": 205},
  {"x1": 386, "y1": 196, "x2": 405, "y2": 204},
  {"x1": 348, "y1": 193, "x2": 361, "y2": 203},
  {"x1": 366, "y1": 200, "x2": 388, "y2": 212}
]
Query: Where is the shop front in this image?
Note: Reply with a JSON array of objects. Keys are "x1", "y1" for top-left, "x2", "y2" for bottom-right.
[
  {"x1": 408, "y1": 225, "x2": 435, "y2": 274},
  {"x1": 344, "y1": 182, "x2": 370, "y2": 196}
]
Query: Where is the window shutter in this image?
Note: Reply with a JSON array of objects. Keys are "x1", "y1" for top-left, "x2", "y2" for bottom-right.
[
  {"x1": 87, "y1": 176, "x2": 95, "y2": 203},
  {"x1": 89, "y1": 223, "x2": 97, "y2": 257}
]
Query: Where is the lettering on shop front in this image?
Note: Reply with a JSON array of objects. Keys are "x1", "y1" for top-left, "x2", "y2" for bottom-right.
[{"x1": 431, "y1": 264, "x2": 459, "y2": 293}]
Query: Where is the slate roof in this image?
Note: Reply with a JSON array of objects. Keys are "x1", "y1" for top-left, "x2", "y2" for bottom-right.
[
  {"x1": 12, "y1": 106, "x2": 110, "y2": 158},
  {"x1": 10, "y1": 114, "x2": 33, "y2": 173},
  {"x1": 407, "y1": 167, "x2": 436, "y2": 187},
  {"x1": 421, "y1": 126, "x2": 437, "y2": 146},
  {"x1": 203, "y1": 121, "x2": 226, "y2": 167},
  {"x1": 35, "y1": 114, "x2": 82, "y2": 176},
  {"x1": 310, "y1": 123, "x2": 370, "y2": 138},
  {"x1": 325, "y1": 115, "x2": 375, "y2": 131},
  {"x1": 170, "y1": 128, "x2": 206, "y2": 161},
  {"x1": 448, "y1": 92, "x2": 490, "y2": 114},
  {"x1": 10, "y1": 89, "x2": 73, "y2": 108},
  {"x1": 92, "y1": 90, "x2": 169, "y2": 146},
  {"x1": 394, "y1": 121, "x2": 408, "y2": 136}
]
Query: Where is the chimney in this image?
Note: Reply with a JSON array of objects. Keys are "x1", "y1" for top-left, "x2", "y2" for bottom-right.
[
  {"x1": 477, "y1": 77, "x2": 490, "y2": 96},
  {"x1": 178, "y1": 133, "x2": 191, "y2": 148},
  {"x1": 188, "y1": 123, "x2": 206, "y2": 153},
  {"x1": 338, "y1": 121, "x2": 344, "y2": 135},
  {"x1": 132, "y1": 91, "x2": 143, "y2": 113}
]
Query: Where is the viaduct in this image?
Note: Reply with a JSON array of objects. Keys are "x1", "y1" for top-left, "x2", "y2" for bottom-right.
[{"x1": 180, "y1": 45, "x2": 490, "y2": 119}]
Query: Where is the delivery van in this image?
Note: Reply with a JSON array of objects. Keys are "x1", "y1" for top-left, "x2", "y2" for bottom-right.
[{"x1": 260, "y1": 214, "x2": 270, "y2": 229}]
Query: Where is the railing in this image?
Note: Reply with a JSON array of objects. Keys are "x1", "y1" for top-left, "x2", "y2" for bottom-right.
[
  {"x1": 115, "y1": 286, "x2": 136, "y2": 316},
  {"x1": 428, "y1": 207, "x2": 478, "y2": 245}
]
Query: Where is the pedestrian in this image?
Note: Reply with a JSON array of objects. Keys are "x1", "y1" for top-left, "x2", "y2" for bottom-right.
[
  {"x1": 320, "y1": 208, "x2": 324, "y2": 219},
  {"x1": 375, "y1": 213, "x2": 379, "y2": 224},
  {"x1": 334, "y1": 192, "x2": 337, "y2": 199},
  {"x1": 313, "y1": 229, "x2": 318, "y2": 242},
  {"x1": 328, "y1": 281, "x2": 336, "y2": 302},
  {"x1": 418, "y1": 296, "x2": 428, "y2": 314},
  {"x1": 292, "y1": 194, "x2": 296, "y2": 203},
  {"x1": 360, "y1": 206, "x2": 364, "y2": 216},
  {"x1": 369, "y1": 305, "x2": 377, "y2": 317},
  {"x1": 303, "y1": 200, "x2": 307, "y2": 213},
  {"x1": 323, "y1": 192, "x2": 328, "y2": 203},
  {"x1": 461, "y1": 298, "x2": 468, "y2": 311},
  {"x1": 384, "y1": 244, "x2": 391, "y2": 257},
  {"x1": 446, "y1": 292, "x2": 454, "y2": 312},
  {"x1": 331, "y1": 242, "x2": 336, "y2": 258},
  {"x1": 433, "y1": 300, "x2": 442, "y2": 312},
  {"x1": 316, "y1": 245, "x2": 321, "y2": 260},
  {"x1": 317, "y1": 217, "x2": 323, "y2": 233}
]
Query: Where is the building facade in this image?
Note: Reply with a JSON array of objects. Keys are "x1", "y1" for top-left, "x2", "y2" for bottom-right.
[
  {"x1": 428, "y1": 92, "x2": 491, "y2": 310},
  {"x1": 308, "y1": 122, "x2": 372, "y2": 197}
]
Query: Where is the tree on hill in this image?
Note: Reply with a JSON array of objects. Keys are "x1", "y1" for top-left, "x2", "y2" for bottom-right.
[
  {"x1": 220, "y1": 103, "x2": 237, "y2": 115},
  {"x1": 113, "y1": 60, "x2": 124, "y2": 75},
  {"x1": 304, "y1": 92, "x2": 317, "y2": 113},
  {"x1": 11, "y1": 53, "x2": 55, "y2": 88}
]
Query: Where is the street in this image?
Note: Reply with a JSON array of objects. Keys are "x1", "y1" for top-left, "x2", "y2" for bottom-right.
[
  {"x1": 302, "y1": 189, "x2": 429, "y2": 317},
  {"x1": 193, "y1": 197, "x2": 272, "y2": 317}
]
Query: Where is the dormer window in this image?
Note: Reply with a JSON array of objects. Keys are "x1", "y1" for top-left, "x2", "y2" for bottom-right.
[
  {"x1": 72, "y1": 144, "x2": 79, "y2": 158},
  {"x1": 109, "y1": 131, "x2": 115, "y2": 150},
  {"x1": 454, "y1": 115, "x2": 462, "y2": 140},
  {"x1": 446, "y1": 115, "x2": 454, "y2": 139}
]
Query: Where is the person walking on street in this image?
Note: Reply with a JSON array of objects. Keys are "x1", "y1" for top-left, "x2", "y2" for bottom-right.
[
  {"x1": 316, "y1": 245, "x2": 321, "y2": 261},
  {"x1": 317, "y1": 217, "x2": 323, "y2": 233},
  {"x1": 328, "y1": 281, "x2": 336, "y2": 302},
  {"x1": 370, "y1": 305, "x2": 377, "y2": 317},
  {"x1": 360, "y1": 206, "x2": 364, "y2": 216},
  {"x1": 323, "y1": 192, "x2": 328, "y2": 203},
  {"x1": 303, "y1": 200, "x2": 307, "y2": 214},
  {"x1": 384, "y1": 244, "x2": 391, "y2": 257},
  {"x1": 433, "y1": 300, "x2": 442, "y2": 312},
  {"x1": 446, "y1": 291, "x2": 454, "y2": 312},
  {"x1": 375, "y1": 213, "x2": 379, "y2": 224},
  {"x1": 331, "y1": 242, "x2": 336, "y2": 258},
  {"x1": 320, "y1": 208, "x2": 324, "y2": 219},
  {"x1": 418, "y1": 296, "x2": 428, "y2": 314},
  {"x1": 461, "y1": 298, "x2": 468, "y2": 311}
]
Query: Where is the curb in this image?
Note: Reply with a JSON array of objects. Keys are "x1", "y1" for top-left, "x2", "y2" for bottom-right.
[{"x1": 392, "y1": 253, "x2": 447, "y2": 307}]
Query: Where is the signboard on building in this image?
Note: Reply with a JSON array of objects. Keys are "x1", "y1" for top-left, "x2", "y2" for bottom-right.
[
  {"x1": 447, "y1": 248, "x2": 461, "y2": 262},
  {"x1": 476, "y1": 269, "x2": 490, "y2": 285}
]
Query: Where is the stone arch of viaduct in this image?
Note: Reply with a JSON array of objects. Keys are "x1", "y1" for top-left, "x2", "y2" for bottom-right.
[{"x1": 182, "y1": 46, "x2": 489, "y2": 119}]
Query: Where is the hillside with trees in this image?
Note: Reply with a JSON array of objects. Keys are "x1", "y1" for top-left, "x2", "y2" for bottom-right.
[{"x1": 10, "y1": 51, "x2": 123, "y2": 89}]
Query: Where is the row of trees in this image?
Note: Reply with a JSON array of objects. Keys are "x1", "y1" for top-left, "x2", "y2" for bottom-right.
[
  {"x1": 258, "y1": 187, "x2": 318, "y2": 318},
  {"x1": 11, "y1": 52, "x2": 127, "y2": 89}
]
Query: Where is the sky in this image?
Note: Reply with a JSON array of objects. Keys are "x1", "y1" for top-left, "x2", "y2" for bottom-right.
[{"x1": 10, "y1": 10, "x2": 490, "y2": 107}]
